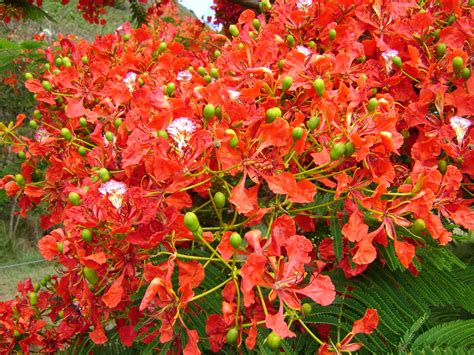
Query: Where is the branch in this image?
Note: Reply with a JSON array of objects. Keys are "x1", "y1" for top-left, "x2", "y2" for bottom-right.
[{"x1": 227, "y1": 0, "x2": 260, "y2": 10}]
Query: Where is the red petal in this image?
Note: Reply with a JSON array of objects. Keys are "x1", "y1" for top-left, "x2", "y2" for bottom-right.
[
  {"x1": 139, "y1": 278, "x2": 162, "y2": 311},
  {"x1": 217, "y1": 231, "x2": 236, "y2": 261},
  {"x1": 183, "y1": 329, "x2": 201, "y2": 355},
  {"x1": 394, "y1": 239, "x2": 415, "y2": 269},
  {"x1": 263, "y1": 172, "x2": 297, "y2": 196},
  {"x1": 89, "y1": 325, "x2": 108, "y2": 344},
  {"x1": 81, "y1": 252, "x2": 107, "y2": 268},
  {"x1": 288, "y1": 179, "x2": 317, "y2": 203},
  {"x1": 352, "y1": 239, "x2": 377, "y2": 265},
  {"x1": 245, "y1": 322, "x2": 257, "y2": 350},
  {"x1": 118, "y1": 325, "x2": 137, "y2": 347},
  {"x1": 240, "y1": 254, "x2": 267, "y2": 307},
  {"x1": 38, "y1": 235, "x2": 58, "y2": 261},
  {"x1": 352, "y1": 309, "x2": 379, "y2": 335},
  {"x1": 265, "y1": 309, "x2": 296, "y2": 338},
  {"x1": 102, "y1": 274, "x2": 124, "y2": 308},
  {"x1": 229, "y1": 177, "x2": 255, "y2": 215},
  {"x1": 342, "y1": 210, "x2": 368, "y2": 243},
  {"x1": 177, "y1": 260, "x2": 205, "y2": 290},
  {"x1": 24, "y1": 185, "x2": 45, "y2": 199},
  {"x1": 297, "y1": 273, "x2": 335, "y2": 306}
]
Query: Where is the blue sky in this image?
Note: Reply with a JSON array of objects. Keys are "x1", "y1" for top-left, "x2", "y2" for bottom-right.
[{"x1": 178, "y1": 0, "x2": 216, "y2": 23}]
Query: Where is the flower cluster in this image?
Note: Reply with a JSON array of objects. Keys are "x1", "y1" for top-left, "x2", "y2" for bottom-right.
[{"x1": 0, "y1": 0, "x2": 473, "y2": 353}]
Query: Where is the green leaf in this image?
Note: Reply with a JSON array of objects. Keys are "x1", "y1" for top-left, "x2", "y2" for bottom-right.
[{"x1": 330, "y1": 213, "x2": 343, "y2": 261}]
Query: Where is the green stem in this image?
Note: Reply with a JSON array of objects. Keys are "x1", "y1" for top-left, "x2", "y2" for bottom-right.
[
  {"x1": 257, "y1": 286, "x2": 268, "y2": 317},
  {"x1": 189, "y1": 277, "x2": 233, "y2": 302},
  {"x1": 298, "y1": 319, "x2": 323, "y2": 345},
  {"x1": 289, "y1": 197, "x2": 344, "y2": 213}
]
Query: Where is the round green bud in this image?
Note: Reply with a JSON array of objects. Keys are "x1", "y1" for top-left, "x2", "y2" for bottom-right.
[
  {"x1": 307, "y1": 116, "x2": 320, "y2": 131},
  {"x1": 105, "y1": 131, "x2": 114, "y2": 142},
  {"x1": 214, "y1": 191, "x2": 226, "y2": 209},
  {"x1": 184, "y1": 212, "x2": 200, "y2": 232},
  {"x1": 60, "y1": 128, "x2": 72, "y2": 141},
  {"x1": 435, "y1": 43, "x2": 446, "y2": 57},
  {"x1": 282, "y1": 76, "x2": 293, "y2": 91},
  {"x1": 230, "y1": 232, "x2": 242, "y2": 249},
  {"x1": 226, "y1": 327, "x2": 238, "y2": 344},
  {"x1": 292, "y1": 126, "x2": 304, "y2": 141},
  {"x1": 266, "y1": 332, "x2": 281, "y2": 350},
  {"x1": 29, "y1": 291, "x2": 38, "y2": 306},
  {"x1": 17, "y1": 151, "x2": 26, "y2": 160},
  {"x1": 81, "y1": 229, "x2": 93, "y2": 242},
  {"x1": 286, "y1": 34, "x2": 295, "y2": 47},
  {"x1": 158, "y1": 42, "x2": 167, "y2": 53},
  {"x1": 114, "y1": 118, "x2": 123, "y2": 129},
  {"x1": 438, "y1": 159, "x2": 447, "y2": 175},
  {"x1": 265, "y1": 107, "x2": 282, "y2": 123},
  {"x1": 62, "y1": 57, "x2": 72, "y2": 68},
  {"x1": 197, "y1": 66, "x2": 206, "y2": 77},
  {"x1": 29, "y1": 120, "x2": 38, "y2": 129},
  {"x1": 461, "y1": 67, "x2": 471, "y2": 80},
  {"x1": 98, "y1": 168, "x2": 110, "y2": 182},
  {"x1": 302, "y1": 303, "x2": 312, "y2": 315},
  {"x1": 330, "y1": 143, "x2": 346, "y2": 160},
  {"x1": 157, "y1": 130, "x2": 168, "y2": 139},
  {"x1": 83, "y1": 266, "x2": 98, "y2": 285},
  {"x1": 210, "y1": 67, "x2": 219, "y2": 79},
  {"x1": 253, "y1": 19, "x2": 261, "y2": 31},
  {"x1": 15, "y1": 174, "x2": 25, "y2": 186},
  {"x1": 452, "y1": 56, "x2": 463, "y2": 75},
  {"x1": 78, "y1": 146, "x2": 87, "y2": 156},
  {"x1": 344, "y1": 142, "x2": 355, "y2": 157},
  {"x1": 203, "y1": 104, "x2": 215, "y2": 120},
  {"x1": 229, "y1": 25, "x2": 239, "y2": 37},
  {"x1": 313, "y1": 78, "x2": 325, "y2": 97},
  {"x1": 412, "y1": 218, "x2": 426, "y2": 234},
  {"x1": 42, "y1": 80, "x2": 52, "y2": 91},
  {"x1": 68, "y1": 192, "x2": 81, "y2": 206},
  {"x1": 367, "y1": 97, "x2": 378, "y2": 112},
  {"x1": 392, "y1": 56, "x2": 403, "y2": 68}
]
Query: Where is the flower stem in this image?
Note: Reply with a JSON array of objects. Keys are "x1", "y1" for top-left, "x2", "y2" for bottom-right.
[
  {"x1": 189, "y1": 277, "x2": 233, "y2": 302},
  {"x1": 298, "y1": 319, "x2": 323, "y2": 345}
]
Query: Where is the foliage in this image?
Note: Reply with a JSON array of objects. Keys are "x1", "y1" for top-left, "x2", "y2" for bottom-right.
[
  {"x1": 0, "y1": 0, "x2": 164, "y2": 25},
  {"x1": 0, "y1": 0, "x2": 473, "y2": 353}
]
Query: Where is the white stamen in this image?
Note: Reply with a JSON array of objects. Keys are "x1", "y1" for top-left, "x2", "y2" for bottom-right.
[
  {"x1": 177, "y1": 70, "x2": 192, "y2": 81},
  {"x1": 296, "y1": 45, "x2": 311, "y2": 57},
  {"x1": 227, "y1": 89, "x2": 241, "y2": 100},
  {"x1": 123, "y1": 72, "x2": 138, "y2": 92},
  {"x1": 99, "y1": 180, "x2": 127, "y2": 209},
  {"x1": 35, "y1": 128, "x2": 49, "y2": 142},
  {"x1": 166, "y1": 117, "x2": 197, "y2": 156},
  {"x1": 382, "y1": 49, "x2": 399, "y2": 72},
  {"x1": 297, "y1": 0, "x2": 313, "y2": 10},
  {"x1": 450, "y1": 116, "x2": 471, "y2": 144}
]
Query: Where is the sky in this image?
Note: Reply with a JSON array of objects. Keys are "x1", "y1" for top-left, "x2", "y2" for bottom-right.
[{"x1": 178, "y1": 0, "x2": 216, "y2": 24}]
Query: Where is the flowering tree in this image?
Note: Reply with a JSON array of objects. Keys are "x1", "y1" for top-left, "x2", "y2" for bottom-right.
[{"x1": 0, "y1": 0, "x2": 473, "y2": 353}]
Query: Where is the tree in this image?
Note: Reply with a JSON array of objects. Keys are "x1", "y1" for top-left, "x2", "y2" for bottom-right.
[{"x1": 0, "y1": 0, "x2": 473, "y2": 353}]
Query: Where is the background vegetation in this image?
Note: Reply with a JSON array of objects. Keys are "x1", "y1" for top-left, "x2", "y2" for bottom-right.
[{"x1": 0, "y1": 0, "x2": 131, "y2": 301}]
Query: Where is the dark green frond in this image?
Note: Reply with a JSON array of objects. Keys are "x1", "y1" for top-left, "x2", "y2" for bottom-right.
[{"x1": 411, "y1": 319, "x2": 474, "y2": 350}]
